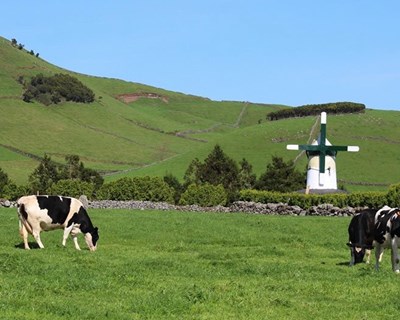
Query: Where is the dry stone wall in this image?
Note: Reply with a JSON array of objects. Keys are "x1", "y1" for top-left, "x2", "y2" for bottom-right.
[{"x1": 1, "y1": 198, "x2": 366, "y2": 216}]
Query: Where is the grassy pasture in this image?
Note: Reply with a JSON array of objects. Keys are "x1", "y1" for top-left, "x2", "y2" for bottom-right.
[{"x1": 0, "y1": 207, "x2": 399, "y2": 319}]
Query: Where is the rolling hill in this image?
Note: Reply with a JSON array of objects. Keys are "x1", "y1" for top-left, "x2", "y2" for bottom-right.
[{"x1": 0, "y1": 35, "x2": 399, "y2": 192}]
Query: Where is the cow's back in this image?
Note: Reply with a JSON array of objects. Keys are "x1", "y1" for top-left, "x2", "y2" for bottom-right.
[{"x1": 18, "y1": 195, "x2": 83, "y2": 227}]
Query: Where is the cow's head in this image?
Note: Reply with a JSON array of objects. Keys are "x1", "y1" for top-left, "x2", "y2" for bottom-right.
[
  {"x1": 85, "y1": 227, "x2": 99, "y2": 252},
  {"x1": 347, "y1": 242, "x2": 366, "y2": 264}
]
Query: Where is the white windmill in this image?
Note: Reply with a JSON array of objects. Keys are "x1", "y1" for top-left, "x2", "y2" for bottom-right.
[{"x1": 287, "y1": 112, "x2": 359, "y2": 191}]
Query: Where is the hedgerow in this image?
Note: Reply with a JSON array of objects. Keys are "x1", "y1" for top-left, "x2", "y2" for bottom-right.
[
  {"x1": 179, "y1": 183, "x2": 228, "y2": 207},
  {"x1": 239, "y1": 189, "x2": 388, "y2": 209},
  {"x1": 96, "y1": 176, "x2": 174, "y2": 203},
  {"x1": 267, "y1": 102, "x2": 365, "y2": 121}
]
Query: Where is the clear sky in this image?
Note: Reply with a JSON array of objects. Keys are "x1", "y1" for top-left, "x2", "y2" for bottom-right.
[{"x1": 1, "y1": 1, "x2": 399, "y2": 110}]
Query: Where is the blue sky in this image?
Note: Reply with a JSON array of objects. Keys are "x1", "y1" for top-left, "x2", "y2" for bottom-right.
[{"x1": 1, "y1": 1, "x2": 399, "y2": 110}]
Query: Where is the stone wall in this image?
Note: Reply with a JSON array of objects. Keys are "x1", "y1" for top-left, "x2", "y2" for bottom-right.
[{"x1": 2, "y1": 198, "x2": 366, "y2": 216}]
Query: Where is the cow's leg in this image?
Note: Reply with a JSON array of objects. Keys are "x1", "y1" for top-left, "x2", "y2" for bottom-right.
[
  {"x1": 19, "y1": 221, "x2": 30, "y2": 250},
  {"x1": 375, "y1": 244, "x2": 384, "y2": 270},
  {"x1": 32, "y1": 230, "x2": 45, "y2": 249},
  {"x1": 365, "y1": 249, "x2": 371, "y2": 264},
  {"x1": 72, "y1": 236, "x2": 81, "y2": 251},
  {"x1": 62, "y1": 225, "x2": 74, "y2": 247},
  {"x1": 391, "y1": 237, "x2": 400, "y2": 273},
  {"x1": 71, "y1": 225, "x2": 81, "y2": 250}
]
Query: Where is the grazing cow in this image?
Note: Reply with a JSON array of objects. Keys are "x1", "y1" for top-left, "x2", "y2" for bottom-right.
[
  {"x1": 374, "y1": 206, "x2": 400, "y2": 272},
  {"x1": 347, "y1": 208, "x2": 377, "y2": 266},
  {"x1": 17, "y1": 195, "x2": 98, "y2": 251}
]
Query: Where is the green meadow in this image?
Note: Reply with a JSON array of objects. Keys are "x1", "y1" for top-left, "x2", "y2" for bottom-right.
[
  {"x1": 1, "y1": 36, "x2": 400, "y2": 192},
  {"x1": 0, "y1": 207, "x2": 399, "y2": 319}
]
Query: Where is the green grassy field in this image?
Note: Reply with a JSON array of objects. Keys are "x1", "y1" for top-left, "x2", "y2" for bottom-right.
[
  {"x1": 1, "y1": 35, "x2": 400, "y2": 192},
  {"x1": 0, "y1": 207, "x2": 399, "y2": 319}
]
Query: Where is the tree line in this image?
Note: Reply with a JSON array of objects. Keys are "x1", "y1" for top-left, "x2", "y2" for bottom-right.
[
  {"x1": 0, "y1": 145, "x2": 305, "y2": 204},
  {"x1": 267, "y1": 102, "x2": 366, "y2": 121}
]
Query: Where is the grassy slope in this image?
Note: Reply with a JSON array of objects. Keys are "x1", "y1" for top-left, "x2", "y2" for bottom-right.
[
  {"x1": 1, "y1": 207, "x2": 399, "y2": 319},
  {"x1": 0, "y1": 35, "x2": 399, "y2": 192}
]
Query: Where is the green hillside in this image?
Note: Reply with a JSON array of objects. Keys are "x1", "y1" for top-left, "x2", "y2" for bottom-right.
[{"x1": 0, "y1": 36, "x2": 399, "y2": 192}]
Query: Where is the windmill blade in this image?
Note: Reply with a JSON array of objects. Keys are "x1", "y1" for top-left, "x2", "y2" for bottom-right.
[
  {"x1": 286, "y1": 145, "x2": 300, "y2": 150},
  {"x1": 319, "y1": 151, "x2": 326, "y2": 174},
  {"x1": 348, "y1": 146, "x2": 360, "y2": 152}
]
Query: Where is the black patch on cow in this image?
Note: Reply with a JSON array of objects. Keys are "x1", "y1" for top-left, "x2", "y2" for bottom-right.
[
  {"x1": 67, "y1": 206, "x2": 99, "y2": 246},
  {"x1": 18, "y1": 203, "x2": 28, "y2": 220},
  {"x1": 347, "y1": 209, "x2": 377, "y2": 264},
  {"x1": 36, "y1": 196, "x2": 72, "y2": 225}
]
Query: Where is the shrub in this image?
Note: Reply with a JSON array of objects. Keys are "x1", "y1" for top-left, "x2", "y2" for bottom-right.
[
  {"x1": 386, "y1": 184, "x2": 400, "y2": 207},
  {"x1": 22, "y1": 73, "x2": 95, "y2": 105},
  {"x1": 179, "y1": 184, "x2": 228, "y2": 207},
  {"x1": 239, "y1": 189, "x2": 388, "y2": 209},
  {"x1": 97, "y1": 176, "x2": 174, "y2": 203},
  {"x1": 48, "y1": 179, "x2": 95, "y2": 199},
  {"x1": 1, "y1": 184, "x2": 31, "y2": 201}
]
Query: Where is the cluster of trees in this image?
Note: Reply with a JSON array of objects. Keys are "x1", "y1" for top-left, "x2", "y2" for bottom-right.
[
  {"x1": 22, "y1": 73, "x2": 95, "y2": 105},
  {"x1": 11, "y1": 38, "x2": 39, "y2": 57},
  {"x1": 0, "y1": 145, "x2": 305, "y2": 205},
  {"x1": 164, "y1": 145, "x2": 305, "y2": 203},
  {"x1": 0, "y1": 154, "x2": 103, "y2": 200},
  {"x1": 267, "y1": 102, "x2": 366, "y2": 121}
]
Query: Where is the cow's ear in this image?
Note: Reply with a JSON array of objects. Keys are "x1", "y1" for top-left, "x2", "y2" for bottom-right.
[{"x1": 346, "y1": 242, "x2": 352, "y2": 247}]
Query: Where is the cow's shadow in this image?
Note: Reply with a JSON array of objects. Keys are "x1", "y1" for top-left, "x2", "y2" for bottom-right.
[{"x1": 14, "y1": 242, "x2": 41, "y2": 250}]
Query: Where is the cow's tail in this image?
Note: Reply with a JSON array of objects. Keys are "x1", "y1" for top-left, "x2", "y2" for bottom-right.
[{"x1": 17, "y1": 203, "x2": 33, "y2": 235}]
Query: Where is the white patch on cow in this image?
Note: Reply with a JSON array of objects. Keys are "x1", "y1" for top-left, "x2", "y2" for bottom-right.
[{"x1": 85, "y1": 233, "x2": 96, "y2": 252}]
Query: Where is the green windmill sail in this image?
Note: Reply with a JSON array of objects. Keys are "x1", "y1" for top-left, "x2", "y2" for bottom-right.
[{"x1": 287, "y1": 112, "x2": 359, "y2": 189}]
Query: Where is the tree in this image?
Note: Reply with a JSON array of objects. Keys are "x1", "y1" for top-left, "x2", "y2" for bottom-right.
[
  {"x1": 197, "y1": 144, "x2": 239, "y2": 191},
  {"x1": 238, "y1": 158, "x2": 256, "y2": 189},
  {"x1": 256, "y1": 156, "x2": 304, "y2": 193},
  {"x1": 163, "y1": 173, "x2": 184, "y2": 204},
  {"x1": 0, "y1": 167, "x2": 11, "y2": 192},
  {"x1": 29, "y1": 154, "x2": 60, "y2": 193},
  {"x1": 183, "y1": 158, "x2": 202, "y2": 188},
  {"x1": 61, "y1": 155, "x2": 81, "y2": 180},
  {"x1": 60, "y1": 155, "x2": 103, "y2": 189}
]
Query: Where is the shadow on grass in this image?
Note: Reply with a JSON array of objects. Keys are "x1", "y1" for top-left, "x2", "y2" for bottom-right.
[
  {"x1": 14, "y1": 242, "x2": 40, "y2": 250},
  {"x1": 336, "y1": 261, "x2": 350, "y2": 266}
]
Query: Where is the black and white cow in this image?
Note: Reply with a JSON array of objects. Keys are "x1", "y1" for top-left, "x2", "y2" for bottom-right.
[
  {"x1": 347, "y1": 208, "x2": 377, "y2": 266},
  {"x1": 17, "y1": 195, "x2": 99, "y2": 251},
  {"x1": 374, "y1": 206, "x2": 400, "y2": 272}
]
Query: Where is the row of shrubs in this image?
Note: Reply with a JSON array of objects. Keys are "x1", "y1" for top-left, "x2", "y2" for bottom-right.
[
  {"x1": 4, "y1": 176, "x2": 399, "y2": 209},
  {"x1": 266, "y1": 102, "x2": 366, "y2": 121}
]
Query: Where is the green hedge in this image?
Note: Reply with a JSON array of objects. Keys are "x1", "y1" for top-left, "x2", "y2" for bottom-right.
[
  {"x1": 179, "y1": 184, "x2": 227, "y2": 207},
  {"x1": 239, "y1": 189, "x2": 388, "y2": 209},
  {"x1": 97, "y1": 176, "x2": 174, "y2": 203},
  {"x1": 267, "y1": 102, "x2": 365, "y2": 121},
  {"x1": 48, "y1": 179, "x2": 95, "y2": 199}
]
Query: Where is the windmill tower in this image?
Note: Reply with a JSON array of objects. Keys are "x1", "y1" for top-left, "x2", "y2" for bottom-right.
[{"x1": 287, "y1": 112, "x2": 359, "y2": 191}]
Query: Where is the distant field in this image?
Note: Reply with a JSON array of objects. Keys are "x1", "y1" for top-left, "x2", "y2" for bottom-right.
[{"x1": 1, "y1": 207, "x2": 399, "y2": 319}]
